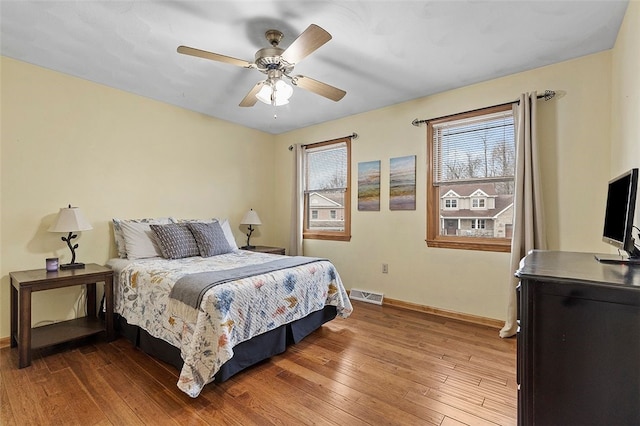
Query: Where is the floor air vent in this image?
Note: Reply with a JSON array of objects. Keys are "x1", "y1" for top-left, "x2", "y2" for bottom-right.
[{"x1": 349, "y1": 289, "x2": 384, "y2": 305}]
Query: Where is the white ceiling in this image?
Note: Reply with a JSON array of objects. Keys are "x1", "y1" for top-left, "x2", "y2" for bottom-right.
[{"x1": 0, "y1": 1, "x2": 629, "y2": 134}]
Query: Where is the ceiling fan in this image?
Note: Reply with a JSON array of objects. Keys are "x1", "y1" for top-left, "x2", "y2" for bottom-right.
[{"x1": 177, "y1": 24, "x2": 346, "y2": 107}]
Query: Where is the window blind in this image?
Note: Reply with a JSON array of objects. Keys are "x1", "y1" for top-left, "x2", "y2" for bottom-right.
[
  {"x1": 432, "y1": 110, "x2": 515, "y2": 185},
  {"x1": 305, "y1": 142, "x2": 348, "y2": 192}
]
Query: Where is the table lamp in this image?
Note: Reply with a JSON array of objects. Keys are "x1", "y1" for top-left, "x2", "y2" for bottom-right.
[
  {"x1": 240, "y1": 209, "x2": 262, "y2": 249},
  {"x1": 48, "y1": 204, "x2": 93, "y2": 269}
]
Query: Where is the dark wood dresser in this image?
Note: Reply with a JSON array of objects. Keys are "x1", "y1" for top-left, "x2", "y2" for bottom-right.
[{"x1": 516, "y1": 250, "x2": 640, "y2": 425}]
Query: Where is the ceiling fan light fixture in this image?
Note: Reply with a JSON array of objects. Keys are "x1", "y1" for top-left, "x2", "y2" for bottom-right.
[
  {"x1": 256, "y1": 79, "x2": 293, "y2": 106},
  {"x1": 275, "y1": 79, "x2": 293, "y2": 100}
]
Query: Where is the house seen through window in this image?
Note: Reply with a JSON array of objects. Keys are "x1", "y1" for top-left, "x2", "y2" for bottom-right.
[
  {"x1": 303, "y1": 137, "x2": 351, "y2": 241},
  {"x1": 426, "y1": 104, "x2": 515, "y2": 252}
]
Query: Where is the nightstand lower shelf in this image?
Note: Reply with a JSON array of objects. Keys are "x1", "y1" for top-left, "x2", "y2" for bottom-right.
[{"x1": 29, "y1": 317, "x2": 106, "y2": 350}]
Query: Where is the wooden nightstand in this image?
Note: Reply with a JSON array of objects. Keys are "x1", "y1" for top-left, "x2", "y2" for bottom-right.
[
  {"x1": 9, "y1": 263, "x2": 114, "y2": 368},
  {"x1": 242, "y1": 245, "x2": 286, "y2": 255}
]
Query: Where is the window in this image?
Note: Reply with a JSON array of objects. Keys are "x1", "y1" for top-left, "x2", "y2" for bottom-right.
[
  {"x1": 303, "y1": 137, "x2": 351, "y2": 241},
  {"x1": 426, "y1": 104, "x2": 515, "y2": 252},
  {"x1": 444, "y1": 199, "x2": 458, "y2": 209},
  {"x1": 472, "y1": 198, "x2": 485, "y2": 208},
  {"x1": 471, "y1": 219, "x2": 486, "y2": 229}
]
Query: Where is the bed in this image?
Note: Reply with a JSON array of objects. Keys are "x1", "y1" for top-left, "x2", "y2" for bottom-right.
[{"x1": 107, "y1": 218, "x2": 352, "y2": 398}]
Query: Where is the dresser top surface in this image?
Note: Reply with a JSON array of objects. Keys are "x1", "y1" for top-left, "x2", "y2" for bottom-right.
[{"x1": 516, "y1": 250, "x2": 640, "y2": 289}]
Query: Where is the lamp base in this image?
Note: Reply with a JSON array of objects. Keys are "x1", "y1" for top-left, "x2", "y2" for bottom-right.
[
  {"x1": 60, "y1": 262, "x2": 85, "y2": 270},
  {"x1": 241, "y1": 245, "x2": 256, "y2": 250}
]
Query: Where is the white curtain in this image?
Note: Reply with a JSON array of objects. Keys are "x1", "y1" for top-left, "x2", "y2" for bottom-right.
[
  {"x1": 289, "y1": 144, "x2": 304, "y2": 256},
  {"x1": 499, "y1": 92, "x2": 547, "y2": 338}
]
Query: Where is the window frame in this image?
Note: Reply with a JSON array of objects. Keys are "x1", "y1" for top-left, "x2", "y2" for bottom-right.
[
  {"x1": 426, "y1": 104, "x2": 513, "y2": 252},
  {"x1": 303, "y1": 137, "x2": 352, "y2": 242}
]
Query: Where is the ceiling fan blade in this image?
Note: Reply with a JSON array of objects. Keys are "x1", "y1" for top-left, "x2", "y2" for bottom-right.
[
  {"x1": 281, "y1": 24, "x2": 331, "y2": 64},
  {"x1": 239, "y1": 81, "x2": 265, "y2": 107},
  {"x1": 292, "y1": 75, "x2": 346, "y2": 102},
  {"x1": 177, "y1": 46, "x2": 253, "y2": 68}
]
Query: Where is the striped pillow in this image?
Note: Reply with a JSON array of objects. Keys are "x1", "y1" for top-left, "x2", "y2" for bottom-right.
[
  {"x1": 150, "y1": 223, "x2": 200, "y2": 259},
  {"x1": 187, "y1": 221, "x2": 233, "y2": 257}
]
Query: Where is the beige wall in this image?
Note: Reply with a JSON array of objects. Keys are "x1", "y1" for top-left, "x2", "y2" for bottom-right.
[
  {"x1": 273, "y1": 51, "x2": 614, "y2": 322},
  {"x1": 611, "y1": 0, "x2": 640, "y2": 229},
  {"x1": 0, "y1": 57, "x2": 275, "y2": 338}
]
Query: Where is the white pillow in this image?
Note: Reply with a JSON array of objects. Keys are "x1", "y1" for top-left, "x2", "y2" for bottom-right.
[
  {"x1": 112, "y1": 217, "x2": 171, "y2": 258},
  {"x1": 170, "y1": 217, "x2": 216, "y2": 224},
  {"x1": 217, "y1": 218, "x2": 239, "y2": 251},
  {"x1": 119, "y1": 221, "x2": 164, "y2": 260}
]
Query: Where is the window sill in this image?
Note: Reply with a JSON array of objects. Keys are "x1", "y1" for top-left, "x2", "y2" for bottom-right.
[
  {"x1": 304, "y1": 232, "x2": 351, "y2": 242},
  {"x1": 426, "y1": 237, "x2": 511, "y2": 253}
]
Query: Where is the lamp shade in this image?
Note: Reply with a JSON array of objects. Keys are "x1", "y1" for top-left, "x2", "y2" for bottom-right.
[
  {"x1": 240, "y1": 209, "x2": 262, "y2": 226},
  {"x1": 48, "y1": 206, "x2": 93, "y2": 232}
]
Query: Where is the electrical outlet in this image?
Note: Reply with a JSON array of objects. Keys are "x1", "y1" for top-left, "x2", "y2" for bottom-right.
[{"x1": 382, "y1": 263, "x2": 388, "y2": 274}]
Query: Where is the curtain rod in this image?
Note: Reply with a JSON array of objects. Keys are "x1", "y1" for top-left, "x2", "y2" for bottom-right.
[
  {"x1": 288, "y1": 132, "x2": 358, "y2": 151},
  {"x1": 411, "y1": 90, "x2": 556, "y2": 127}
]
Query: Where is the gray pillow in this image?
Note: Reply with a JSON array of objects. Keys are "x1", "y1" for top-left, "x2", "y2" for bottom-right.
[
  {"x1": 187, "y1": 221, "x2": 233, "y2": 257},
  {"x1": 150, "y1": 223, "x2": 200, "y2": 259}
]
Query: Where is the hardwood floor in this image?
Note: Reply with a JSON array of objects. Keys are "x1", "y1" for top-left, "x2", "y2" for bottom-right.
[{"x1": 1, "y1": 301, "x2": 517, "y2": 425}]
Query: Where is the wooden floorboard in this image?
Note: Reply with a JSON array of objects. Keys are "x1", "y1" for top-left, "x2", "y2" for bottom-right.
[{"x1": 0, "y1": 301, "x2": 516, "y2": 425}]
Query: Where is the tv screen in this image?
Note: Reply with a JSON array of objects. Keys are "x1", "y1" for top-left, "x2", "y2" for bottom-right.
[{"x1": 600, "y1": 168, "x2": 639, "y2": 262}]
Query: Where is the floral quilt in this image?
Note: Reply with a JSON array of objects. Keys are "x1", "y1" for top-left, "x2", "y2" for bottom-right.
[{"x1": 108, "y1": 251, "x2": 352, "y2": 397}]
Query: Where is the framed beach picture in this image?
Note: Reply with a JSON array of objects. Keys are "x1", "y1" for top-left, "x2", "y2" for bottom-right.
[
  {"x1": 358, "y1": 160, "x2": 381, "y2": 211},
  {"x1": 390, "y1": 155, "x2": 416, "y2": 210}
]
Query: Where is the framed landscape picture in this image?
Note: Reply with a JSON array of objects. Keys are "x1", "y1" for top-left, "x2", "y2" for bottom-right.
[
  {"x1": 358, "y1": 160, "x2": 381, "y2": 211},
  {"x1": 390, "y1": 155, "x2": 416, "y2": 210}
]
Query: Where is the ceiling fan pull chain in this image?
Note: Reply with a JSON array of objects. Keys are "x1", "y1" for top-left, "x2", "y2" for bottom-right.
[{"x1": 272, "y1": 82, "x2": 278, "y2": 118}]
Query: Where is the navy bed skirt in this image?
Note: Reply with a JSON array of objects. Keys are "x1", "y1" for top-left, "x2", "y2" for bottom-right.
[{"x1": 116, "y1": 305, "x2": 337, "y2": 382}]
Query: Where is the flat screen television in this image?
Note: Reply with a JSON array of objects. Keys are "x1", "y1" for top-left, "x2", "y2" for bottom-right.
[{"x1": 595, "y1": 168, "x2": 640, "y2": 264}]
